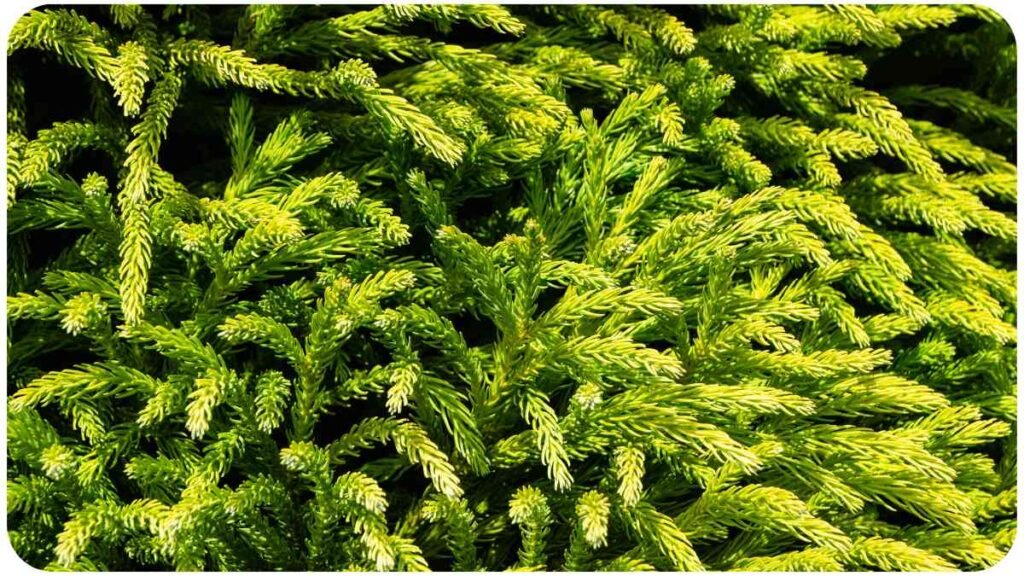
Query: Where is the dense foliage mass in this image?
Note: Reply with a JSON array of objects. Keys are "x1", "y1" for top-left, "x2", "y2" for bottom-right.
[{"x1": 5, "y1": 4, "x2": 1018, "y2": 571}]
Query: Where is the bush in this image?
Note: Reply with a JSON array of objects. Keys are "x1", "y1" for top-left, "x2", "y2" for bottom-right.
[{"x1": 6, "y1": 4, "x2": 1017, "y2": 571}]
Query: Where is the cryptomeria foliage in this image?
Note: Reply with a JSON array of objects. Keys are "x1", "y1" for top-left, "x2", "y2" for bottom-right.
[{"x1": 5, "y1": 4, "x2": 1017, "y2": 571}]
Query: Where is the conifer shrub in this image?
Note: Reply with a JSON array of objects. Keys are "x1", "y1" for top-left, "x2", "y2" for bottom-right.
[{"x1": 5, "y1": 4, "x2": 1017, "y2": 571}]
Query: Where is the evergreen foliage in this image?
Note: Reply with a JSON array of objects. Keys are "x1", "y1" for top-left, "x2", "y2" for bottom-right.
[{"x1": 5, "y1": 3, "x2": 1017, "y2": 571}]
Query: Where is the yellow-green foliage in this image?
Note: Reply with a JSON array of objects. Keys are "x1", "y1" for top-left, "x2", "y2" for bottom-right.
[{"x1": 5, "y1": 4, "x2": 1016, "y2": 571}]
